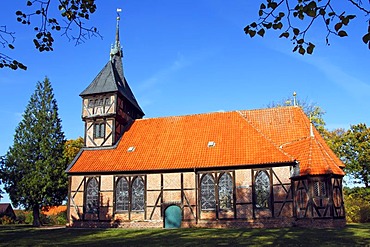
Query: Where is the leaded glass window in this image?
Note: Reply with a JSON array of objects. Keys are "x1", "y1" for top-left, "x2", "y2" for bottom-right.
[
  {"x1": 86, "y1": 177, "x2": 99, "y2": 214},
  {"x1": 88, "y1": 99, "x2": 94, "y2": 108},
  {"x1": 201, "y1": 174, "x2": 216, "y2": 210},
  {"x1": 131, "y1": 177, "x2": 144, "y2": 211},
  {"x1": 314, "y1": 181, "x2": 327, "y2": 197},
  {"x1": 94, "y1": 123, "x2": 105, "y2": 138},
  {"x1": 116, "y1": 177, "x2": 129, "y2": 211},
  {"x1": 254, "y1": 170, "x2": 270, "y2": 209},
  {"x1": 218, "y1": 173, "x2": 233, "y2": 210}
]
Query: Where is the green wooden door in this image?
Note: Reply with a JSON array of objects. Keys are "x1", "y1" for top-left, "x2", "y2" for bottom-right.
[{"x1": 164, "y1": 205, "x2": 182, "y2": 228}]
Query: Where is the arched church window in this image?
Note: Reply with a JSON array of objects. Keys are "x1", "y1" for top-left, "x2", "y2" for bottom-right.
[
  {"x1": 254, "y1": 170, "x2": 270, "y2": 209},
  {"x1": 218, "y1": 173, "x2": 233, "y2": 210},
  {"x1": 131, "y1": 177, "x2": 144, "y2": 211},
  {"x1": 85, "y1": 177, "x2": 99, "y2": 214},
  {"x1": 116, "y1": 177, "x2": 129, "y2": 211},
  {"x1": 201, "y1": 174, "x2": 216, "y2": 210}
]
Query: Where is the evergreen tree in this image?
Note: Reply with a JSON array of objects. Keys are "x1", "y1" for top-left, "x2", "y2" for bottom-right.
[
  {"x1": 0, "y1": 77, "x2": 66, "y2": 226},
  {"x1": 0, "y1": 155, "x2": 4, "y2": 200}
]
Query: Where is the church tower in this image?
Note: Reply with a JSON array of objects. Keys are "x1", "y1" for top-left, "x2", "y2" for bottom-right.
[{"x1": 80, "y1": 11, "x2": 144, "y2": 148}]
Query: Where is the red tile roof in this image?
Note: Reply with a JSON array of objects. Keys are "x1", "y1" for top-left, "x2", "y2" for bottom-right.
[
  {"x1": 0, "y1": 203, "x2": 13, "y2": 213},
  {"x1": 42, "y1": 206, "x2": 67, "y2": 216},
  {"x1": 67, "y1": 107, "x2": 345, "y2": 176}
]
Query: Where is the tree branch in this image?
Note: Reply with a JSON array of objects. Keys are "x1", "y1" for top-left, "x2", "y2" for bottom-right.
[{"x1": 348, "y1": 0, "x2": 370, "y2": 15}]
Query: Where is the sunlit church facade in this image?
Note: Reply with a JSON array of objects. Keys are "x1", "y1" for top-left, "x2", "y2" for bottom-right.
[{"x1": 66, "y1": 14, "x2": 346, "y2": 229}]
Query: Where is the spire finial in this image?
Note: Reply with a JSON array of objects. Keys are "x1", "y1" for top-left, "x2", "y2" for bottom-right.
[
  {"x1": 110, "y1": 8, "x2": 123, "y2": 59},
  {"x1": 116, "y1": 8, "x2": 122, "y2": 44},
  {"x1": 309, "y1": 113, "x2": 315, "y2": 137},
  {"x1": 293, "y1": 91, "x2": 297, "y2": 107}
]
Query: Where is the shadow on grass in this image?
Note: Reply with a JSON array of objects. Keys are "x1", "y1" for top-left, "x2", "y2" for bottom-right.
[{"x1": 0, "y1": 224, "x2": 369, "y2": 246}]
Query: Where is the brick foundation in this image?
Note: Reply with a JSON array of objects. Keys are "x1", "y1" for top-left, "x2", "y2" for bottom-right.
[
  {"x1": 69, "y1": 217, "x2": 345, "y2": 229},
  {"x1": 293, "y1": 218, "x2": 346, "y2": 228}
]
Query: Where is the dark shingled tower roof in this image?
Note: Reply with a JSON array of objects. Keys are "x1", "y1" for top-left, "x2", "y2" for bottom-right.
[{"x1": 80, "y1": 12, "x2": 144, "y2": 117}]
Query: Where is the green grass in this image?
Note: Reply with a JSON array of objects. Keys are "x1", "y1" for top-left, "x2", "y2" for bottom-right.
[{"x1": 0, "y1": 223, "x2": 369, "y2": 246}]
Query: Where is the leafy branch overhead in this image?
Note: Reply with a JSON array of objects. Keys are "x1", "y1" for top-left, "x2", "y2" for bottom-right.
[
  {"x1": 1, "y1": 0, "x2": 101, "y2": 70},
  {"x1": 244, "y1": 0, "x2": 370, "y2": 55}
]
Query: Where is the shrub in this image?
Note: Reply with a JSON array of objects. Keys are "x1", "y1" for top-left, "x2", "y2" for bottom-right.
[
  {"x1": 25, "y1": 211, "x2": 33, "y2": 224},
  {"x1": 40, "y1": 213, "x2": 51, "y2": 225},
  {"x1": 15, "y1": 211, "x2": 26, "y2": 224},
  {"x1": 344, "y1": 187, "x2": 370, "y2": 223},
  {"x1": 55, "y1": 210, "x2": 67, "y2": 225},
  {"x1": 0, "y1": 215, "x2": 15, "y2": 225}
]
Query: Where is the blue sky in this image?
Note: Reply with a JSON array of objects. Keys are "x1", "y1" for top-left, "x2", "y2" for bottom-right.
[{"x1": 0, "y1": 1, "x2": 369, "y2": 204}]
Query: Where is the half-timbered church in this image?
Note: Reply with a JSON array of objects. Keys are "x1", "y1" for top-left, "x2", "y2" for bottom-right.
[{"x1": 66, "y1": 14, "x2": 346, "y2": 228}]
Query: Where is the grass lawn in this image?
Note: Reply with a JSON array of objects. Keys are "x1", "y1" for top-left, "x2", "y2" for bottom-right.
[{"x1": 0, "y1": 223, "x2": 369, "y2": 246}]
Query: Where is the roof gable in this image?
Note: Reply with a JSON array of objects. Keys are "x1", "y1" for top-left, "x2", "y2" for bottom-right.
[{"x1": 0, "y1": 203, "x2": 14, "y2": 213}]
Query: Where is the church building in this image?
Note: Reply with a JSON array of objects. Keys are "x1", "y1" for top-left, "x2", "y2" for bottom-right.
[{"x1": 66, "y1": 14, "x2": 346, "y2": 228}]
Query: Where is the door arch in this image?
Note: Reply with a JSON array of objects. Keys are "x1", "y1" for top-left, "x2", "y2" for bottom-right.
[{"x1": 164, "y1": 205, "x2": 182, "y2": 228}]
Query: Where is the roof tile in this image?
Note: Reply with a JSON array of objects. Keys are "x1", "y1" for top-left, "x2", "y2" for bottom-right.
[{"x1": 68, "y1": 107, "x2": 345, "y2": 176}]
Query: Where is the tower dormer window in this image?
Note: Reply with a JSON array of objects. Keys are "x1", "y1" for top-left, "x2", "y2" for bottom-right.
[{"x1": 94, "y1": 123, "x2": 105, "y2": 138}]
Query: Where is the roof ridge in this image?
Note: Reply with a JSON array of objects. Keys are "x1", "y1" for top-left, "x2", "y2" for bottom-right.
[
  {"x1": 140, "y1": 110, "x2": 236, "y2": 121},
  {"x1": 236, "y1": 110, "x2": 296, "y2": 161},
  {"x1": 279, "y1": 136, "x2": 310, "y2": 149},
  {"x1": 141, "y1": 107, "x2": 305, "y2": 121},
  {"x1": 245, "y1": 105, "x2": 299, "y2": 113}
]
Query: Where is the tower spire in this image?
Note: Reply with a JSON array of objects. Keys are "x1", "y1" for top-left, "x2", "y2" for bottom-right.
[
  {"x1": 293, "y1": 91, "x2": 297, "y2": 107},
  {"x1": 110, "y1": 8, "x2": 122, "y2": 59}
]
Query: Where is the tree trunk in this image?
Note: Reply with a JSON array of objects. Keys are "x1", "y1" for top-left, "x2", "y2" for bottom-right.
[{"x1": 32, "y1": 204, "x2": 41, "y2": 227}]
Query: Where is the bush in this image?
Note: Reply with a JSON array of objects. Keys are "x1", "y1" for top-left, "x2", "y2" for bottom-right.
[
  {"x1": 344, "y1": 187, "x2": 370, "y2": 223},
  {"x1": 55, "y1": 210, "x2": 67, "y2": 225},
  {"x1": 0, "y1": 215, "x2": 15, "y2": 225},
  {"x1": 15, "y1": 211, "x2": 26, "y2": 224},
  {"x1": 11, "y1": 209, "x2": 67, "y2": 226},
  {"x1": 25, "y1": 211, "x2": 33, "y2": 224},
  {"x1": 39, "y1": 210, "x2": 67, "y2": 225},
  {"x1": 40, "y1": 213, "x2": 51, "y2": 225}
]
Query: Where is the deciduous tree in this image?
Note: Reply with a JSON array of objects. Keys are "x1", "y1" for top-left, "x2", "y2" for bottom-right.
[
  {"x1": 341, "y1": 123, "x2": 370, "y2": 187},
  {"x1": 64, "y1": 137, "x2": 84, "y2": 165},
  {"x1": 0, "y1": 77, "x2": 67, "y2": 226}
]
